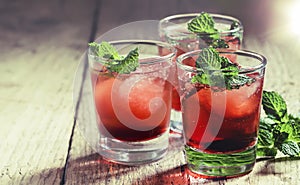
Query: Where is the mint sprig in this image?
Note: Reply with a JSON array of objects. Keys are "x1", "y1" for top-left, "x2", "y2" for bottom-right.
[
  {"x1": 187, "y1": 12, "x2": 218, "y2": 36},
  {"x1": 89, "y1": 41, "x2": 139, "y2": 74},
  {"x1": 187, "y1": 12, "x2": 229, "y2": 49},
  {"x1": 191, "y1": 48, "x2": 254, "y2": 90},
  {"x1": 257, "y1": 91, "x2": 300, "y2": 157},
  {"x1": 262, "y1": 91, "x2": 289, "y2": 123}
]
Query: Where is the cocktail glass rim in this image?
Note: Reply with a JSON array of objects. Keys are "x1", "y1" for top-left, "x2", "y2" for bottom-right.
[
  {"x1": 159, "y1": 13, "x2": 244, "y2": 36},
  {"x1": 88, "y1": 39, "x2": 177, "y2": 71},
  {"x1": 176, "y1": 49, "x2": 267, "y2": 74}
]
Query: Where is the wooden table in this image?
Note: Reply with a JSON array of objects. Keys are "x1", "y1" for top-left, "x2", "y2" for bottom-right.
[{"x1": 1, "y1": 0, "x2": 299, "y2": 184}]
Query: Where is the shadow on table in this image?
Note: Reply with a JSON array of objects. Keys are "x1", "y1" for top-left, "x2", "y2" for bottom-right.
[
  {"x1": 65, "y1": 153, "x2": 194, "y2": 185},
  {"x1": 18, "y1": 154, "x2": 299, "y2": 184},
  {"x1": 255, "y1": 156, "x2": 300, "y2": 176},
  {"x1": 20, "y1": 137, "x2": 300, "y2": 184},
  {"x1": 64, "y1": 153, "x2": 235, "y2": 185}
]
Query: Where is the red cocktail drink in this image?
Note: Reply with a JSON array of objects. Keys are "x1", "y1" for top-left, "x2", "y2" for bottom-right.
[
  {"x1": 176, "y1": 49, "x2": 267, "y2": 178},
  {"x1": 182, "y1": 78, "x2": 263, "y2": 153},
  {"x1": 159, "y1": 13, "x2": 244, "y2": 133},
  {"x1": 94, "y1": 73, "x2": 172, "y2": 142},
  {"x1": 89, "y1": 40, "x2": 175, "y2": 165}
]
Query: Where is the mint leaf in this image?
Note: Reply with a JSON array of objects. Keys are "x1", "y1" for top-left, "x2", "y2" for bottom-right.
[
  {"x1": 107, "y1": 47, "x2": 139, "y2": 74},
  {"x1": 288, "y1": 115, "x2": 300, "y2": 142},
  {"x1": 280, "y1": 141, "x2": 300, "y2": 156},
  {"x1": 230, "y1": 21, "x2": 239, "y2": 30},
  {"x1": 89, "y1": 42, "x2": 139, "y2": 74},
  {"x1": 257, "y1": 147, "x2": 277, "y2": 157},
  {"x1": 191, "y1": 48, "x2": 254, "y2": 90},
  {"x1": 187, "y1": 12, "x2": 218, "y2": 35},
  {"x1": 225, "y1": 75, "x2": 255, "y2": 90},
  {"x1": 262, "y1": 91, "x2": 289, "y2": 123},
  {"x1": 258, "y1": 118, "x2": 275, "y2": 146},
  {"x1": 274, "y1": 116, "x2": 300, "y2": 156},
  {"x1": 273, "y1": 129, "x2": 289, "y2": 148},
  {"x1": 196, "y1": 47, "x2": 222, "y2": 69},
  {"x1": 211, "y1": 39, "x2": 230, "y2": 49},
  {"x1": 257, "y1": 118, "x2": 277, "y2": 157},
  {"x1": 289, "y1": 114, "x2": 300, "y2": 125},
  {"x1": 191, "y1": 72, "x2": 209, "y2": 85},
  {"x1": 258, "y1": 91, "x2": 300, "y2": 157},
  {"x1": 187, "y1": 12, "x2": 228, "y2": 48},
  {"x1": 89, "y1": 41, "x2": 121, "y2": 60}
]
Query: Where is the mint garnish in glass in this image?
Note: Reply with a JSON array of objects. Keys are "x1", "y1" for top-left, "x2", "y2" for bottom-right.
[
  {"x1": 191, "y1": 47, "x2": 254, "y2": 90},
  {"x1": 89, "y1": 41, "x2": 139, "y2": 74},
  {"x1": 187, "y1": 12, "x2": 238, "y2": 49}
]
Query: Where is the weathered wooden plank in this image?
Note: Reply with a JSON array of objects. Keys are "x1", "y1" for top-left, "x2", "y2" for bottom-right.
[{"x1": 0, "y1": 0, "x2": 96, "y2": 184}]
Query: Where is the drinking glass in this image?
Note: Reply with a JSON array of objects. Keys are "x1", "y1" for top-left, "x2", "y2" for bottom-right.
[
  {"x1": 88, "y1": 40, "x2": 176, "y2": 165},
  {"x1": 159, "y1": 13, "x2": 244, "y2": 133},
  {"x1": 176, "y1": 49, "x2": 267, "y2": 178}
]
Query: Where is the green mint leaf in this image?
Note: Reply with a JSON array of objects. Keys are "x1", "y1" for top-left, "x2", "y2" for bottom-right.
[
  {"x1": 195, "y1": 47, "x2": 221, "y2": 69},
  {"x1": 187, "y1": 12, "x2": 218, "y2": 35},
  {"x1": 257, "y1": 147, "x2": 277, "y2": 157},
  {"x1": 258, "y1": 91, "x2": 300, "y2": 157},
  {"x1": 191, "y1": 48, "x2": 254, "y2": 90},
  {"x1": 191, "y1": 72, "x2": 209, "y2": 85},
  {"x1": 107, "y1": 47, "x2": 139, "y2": 74},
  {"x1": 187, "y1": 12, "x2": 228, "y2": 48},
  {"x1": 89, "y1": 42, "x2": 139, "y2": 74},
  {"x1": 279, "y1": 141, "x2": 300, "y2": 156},
  {"x1": 258, "y1": 118, "x2": 275, "y2": 147},
  {"x1": 262, "y1": 91, "x2": 289, "y2": 123},
  {"x1": 273, "y1": 116, "x2": 300, "y2": 156},
  {"x1": 225, "y1": 75, "x2": 255, "y2": 90},
  {"x1": 230, "y1": 20, "x2": 239, "y2": 30},
  {"x1": 280, "y1": 124, "x2": 296, "y2": 137},
  {"x1": 273, "y1": 128, "x2": 289, "y2": 148},
  {"x1": 192, "y1": 48, "x2": 225, "y2": 86},
  {"x1": 89, "y1": 41, "x2": 121, "y2": 60},
  {"x1": 289, "y1": 114, "x2": 300, "y2": 124},
  {"x1": 221, "y1": 63, "x2": 239, "y2": 76},
  {"x1": 185, "y1": 146, "x2": 256, "y2": 171},
  {"x1": 257, "y1": 118, "x2": 278, "y2": 157},
  {"x1": 288, "y1": 115, "x2": 300, "y2": 142},
  {"x1": 211, "y1": 39, "x2": 230, "y2": 49}
]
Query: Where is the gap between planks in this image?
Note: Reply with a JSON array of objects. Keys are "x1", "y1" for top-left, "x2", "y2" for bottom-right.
[{"x1": 60, "y1": 0, "x2": 101, "y2": 184}]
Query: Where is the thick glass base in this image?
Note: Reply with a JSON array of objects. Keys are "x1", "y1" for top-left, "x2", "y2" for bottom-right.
[
  {"x1": 98, "y1": 131, "x2": 169, "y2": 165},
  {"x1": 185, "y1": 145, "x2": 256, "y2": 178},
  {"x1": 170, "y1": 109, "x2": 183, "y2": 133}
]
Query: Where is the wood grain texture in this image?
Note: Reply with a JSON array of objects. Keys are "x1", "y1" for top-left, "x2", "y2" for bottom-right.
[
  {"x1": 0, "y1": 0, "x2": 96, "y2": 184},
  {"x1": 1, "y1": 0, "x2": 299, "y2": 184}
]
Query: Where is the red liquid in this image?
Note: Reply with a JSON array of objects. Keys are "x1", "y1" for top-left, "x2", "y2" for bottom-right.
[
  {"x1": 171, "y1": 36, "x2": 241, "y2": 112},
  {"x1": 182, "y1": 78, "x2": 263, "y2": 153},
  {"x1": 94, "y1": 74, "x2": 172, "y2": 142}
]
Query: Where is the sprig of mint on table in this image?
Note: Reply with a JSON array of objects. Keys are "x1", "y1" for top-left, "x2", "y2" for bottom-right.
[
  {"x1": 88, "y1": 41, "x2": 139, "y2": 74},
  {"x1": 258, "y1": 91, "x2": 300, "y2": 157},
  {"x1": 191, "y1": 47, "x2": 254, "y2": 90},
  {"x1": 187, "y1": 12, "x2": 238, "y2": 48}
]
